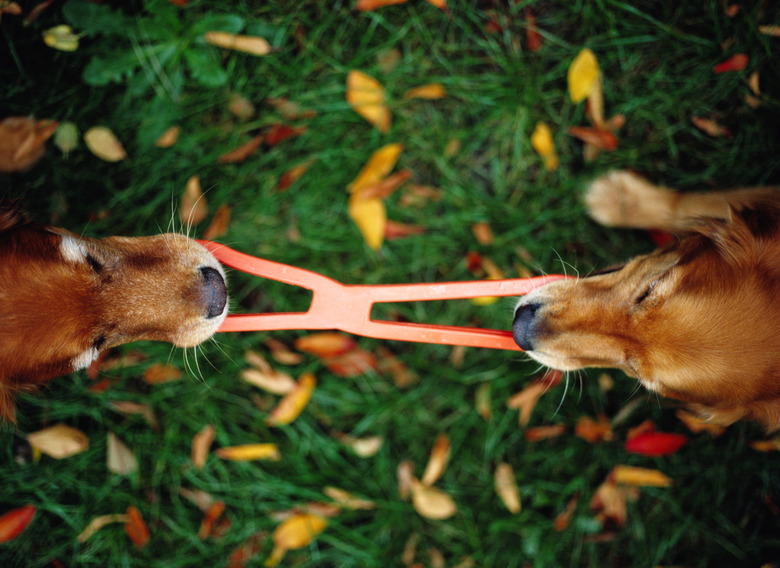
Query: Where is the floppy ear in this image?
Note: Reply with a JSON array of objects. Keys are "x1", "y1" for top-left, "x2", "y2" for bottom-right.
[{"x1": 0, "y1": 201, "x2": 28, "y2": 231}]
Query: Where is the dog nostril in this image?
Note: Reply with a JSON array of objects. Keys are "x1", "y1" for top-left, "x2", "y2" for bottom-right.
[
  {"x1": 512, "y1": 302, "x2": 542, "y2": 351},
  {"x1": 199, "y1": 266, "x2": 228, "y2": 319}
]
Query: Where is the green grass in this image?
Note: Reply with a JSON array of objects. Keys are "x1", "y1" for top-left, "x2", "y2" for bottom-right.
[{"x1": 2, "y1": 1, "x2": 780, "y2": 566}]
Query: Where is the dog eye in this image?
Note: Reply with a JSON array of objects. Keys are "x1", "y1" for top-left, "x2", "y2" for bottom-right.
[
  {"x1": 635, "y1": 280, "x2": 658, "y2": 305},
  {"x1": 85, "y1": 253, "x2": 104, "y2": 274},
  {"x1": 587, "y1": 264, "x2": 625, "y2": 277}
]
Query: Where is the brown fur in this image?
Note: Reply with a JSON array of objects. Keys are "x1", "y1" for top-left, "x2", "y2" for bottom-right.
[
  {"x1": 0, "y1": 203, "x2": 228, "y2": 421},
  {"x1": 513, "y1": 171, "x2": 780, "y2": 427}
]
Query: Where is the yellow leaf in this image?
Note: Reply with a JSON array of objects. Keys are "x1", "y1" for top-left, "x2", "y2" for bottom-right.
[
  {"x1": 613, "y1": 465, "x2": 672, "y2": 487},
  {"x1": 107, "y1": 432, "x2": 138, "y2": 475},
  {"x1": 266, "y1": 372, "x2": 316, "y2": 426},
  {"x1": 215, "y1": 443, "x2": 281, "y2": 461},
  {"x1": 404, "y1": 83, "x2": 447, "y2": 100},
  {"x1": 181, "y1": 175, "x2": 208, "y2": 226},
  {"x1": 494, "y1": 462, "x2": 521, "y2": 514},
  {"x1": 204, "y1": 31, "x2": 271, "y2": 56},
  {"x1": 27, "y1": 423, "x2": 89, "y2": 459},
  {"x1": 267, "y1": 513, "x2": 328, "y2": 567},
  {"x1": 530, "y1": 121, "x2": 558, "y2": 171},
  {"x1": 348, "y1": 143, "x2": 404, "y2": 194},
  {"x1": 346, "y1": 70, "x2": 390, "y2": 133},
  {"x1": 421, "y1": 433, "x2": 451, "y2": 486},
  {"x1": 42, "y1": 25, "x2": 79, "y2": 51},
  {"x1": 568, "y1": 48, "x2": 600, "y2": 104},
  {"x1": 84, "y1": 126, "x2": 127, "y2": 162},
  {"x1": 324, "y1": 487, "x2": 376, "y2": 510},
  {"x1": 410, "y1": 479, "x2": 457, "y2": 520},
  {"x1": 349, "y1": 195, "x2": 386, "y2": 250},
  {"x1": 750, "y1": 438, "x2": 780, "y2": 452}
]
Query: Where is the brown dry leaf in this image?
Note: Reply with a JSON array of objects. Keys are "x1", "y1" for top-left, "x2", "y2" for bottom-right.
[
  {"x1": 553, "y1": 495, "x2": 579, "y2": 531},
  {"x1": 507, "y1": 371, "x2": 562, "y2": 427},
  {"x1": 277, "y1": 158, "x2": 316, "y2": 192},
  {"x1": 266, "y1": 97, "x2": 316, "y2": 120},
  {"x1": 125, "y1": 506, "x2": 150, "y2": 548},
  {"x1": 241, "y1": 367, "x2": 296, "y2": 395},
  {"x1": 107, "y1": 432, "x2": 138, "y2": 475},
  {"x1": 295, "y1": 332, "x2": 357, "y2": 358},
  {"x1": 181, "y1": 175, "x2": 208, "y2": 226},
  {"x1": 378, "y1": 346, "x2": 418, "y2": 388},
  {"x1": 227, "y1": 531, "x2": 266, "y2": 568},
  {"x1": 567, "y1": 126, "x2": 618, "y2": 151},
  {"x1": 675, "y1": 409, "x2": 726, "y2": 436},
  {"x1": 179, "y1": 488, "x2": 215, "y2": 512},
  {"x1": 337, "y1": 433, "x2": 384, "y2": 457},
  {"x1": 471, "y1": 221, "x2": 494, "y2": 245},
  {"x1": 218, "y1": 134, "x2": 263, "y2": 163},
  {"x1": 691, "y1": 116, "x2": 732, "y2": 137},
  {"x1": 400, "y1": 183, "x2": 444, "y2": 208},
  {"x1": 355, "y1": 0, "x2": 407, "y2": 9},
  {"x1": 264, "y1": 339, "x2": 304, "y2": 366},
  {"x1": 574, "y1": 414, "x2": 614, "y2": 444},
  {"x1": 612, "y1": 465, "x2": 672, "y2": 487},
  {"x1": 590, "y1": 478, "x2": 633, "y2": 528},
  {"x1": 404, "y1": 83, "x2": 447, "y2": 100},
  {"x1": 0, "y1": 2, "x2": 22, "y2": 18},
  {"x1": 746, "y1": 71, "x2": 761, "y2": 108},
  {"x1": 759, "y1": 25, "x2": 780, "y2": 37},
  {"x1": 155, "y1": 125, "x2": 180, "y2": 148},
  {"x1": 84, "y1": 126, "x2": 127, "y2": 162},
  {"x1": 204, "y1": 31, "x2": 271, "y2": 56},
  {"x1": 197, "y1": 500, "x2": 226, "y2": 540},
  {"x1": 475, "y1": 383, "x2": 492, "y2": 420},
  {"x1": 203, "y1": 204, "x2": 232, "y2": 240},
  {"x1": 524, "y1": 6, "x2": 542, "y2": 51},
  {"x1": 410, "y1": 479, "x2": 457, "y2": 520},
  {"x1": 109, "y1": 401, "x2": 158, "y2": 429},
  {"x1": 356, "y1": 169, "x2": 412, "y2": 201},
  {"x1": 28, "y1": 423, "x2": 89, "y2": 459},
  {"x1": 421, "y1": 433, "x2": 451, "y2": 486},
  {"x1": 143, "y1": 363, "x2": 182, "y2": 384},
  {"x1": 267, "y1": 513, "x2": 328, "y2": 567},
  {"x1": 384, "y1": 220, "x2": 425, "y2": 241},
  {"x1": 228, "y1": 93, "x2": 256, "y2": 120},
  {"x1": 323, "y1": 487, "x2": 376, "y2": 510},
  {"x1": 215, "y1": 443, "x2": 281, "y2": 461},
  {"x1": 192, "y1": 424, "x2": 216, "y2": 470},
  {"x1": 402, "y1": 532, "x2": 420, "y2": 565},
  {"x1": 77, "y1": 514, "x2": 128, "y2": 543},
  {"x1": 346, "y1": 70, "x2": 390, "y2": 133},
  {"x1": 267, "y1": 372, "x2": 316, "y2": 426},
  {"x1": 324, "y1": 348, "x2": 379, "y2": 377},
  {"x1": 398, "y1": 460, "x2": 415, "y2": 500},
  {"x1": 525, "y1": 424, "x2": 567, "y2": 442},
  {"x1": 494, "y1": 462, "x2": 521, "y2": 514}
]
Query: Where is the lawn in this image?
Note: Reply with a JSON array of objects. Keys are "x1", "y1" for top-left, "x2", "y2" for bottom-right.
[{"x1": 2, "y1": 1, "x2": 780, "y2": 566}]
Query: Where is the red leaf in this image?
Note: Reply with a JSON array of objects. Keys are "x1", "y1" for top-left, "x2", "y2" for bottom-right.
[
  {"x1": 0, "y1": 505, "x2": 36, "y2": 543},
  {"x1": 125, "y1": 506, "x2": 150, "y2": 549},
  {"x1": 713, "y1": 53, "x2": 748, "y2": 73},
  {"x1": 625, "y1": 431, "x2": 687, "y2": 457},
  {"x1": 265, "y1": 124, "x2": 307, "y2": 146},
  {"x1": 524, "y1": 7, "x2": 542, "y2": 52}
]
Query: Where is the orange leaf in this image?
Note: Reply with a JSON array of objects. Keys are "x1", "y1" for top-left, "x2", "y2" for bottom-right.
[
  {"x1": 494, "y1": 462, "x2": 521, "y2": 514},
  {"x1": 198, "y1": 500, "x2": 226, "y2": 540},
  {"x1": 227, "y1": 531, "x2": 266, "y2": 568},
  {"x1": 553, "y1": 495, "x2": 579, "y2": 531},
  {"x1": 181, "y1": 175, "x2": 208, "y2": 226},
  {"x1": 567, "y1": 126, "x2": 618, "y2": 151},
  {"x1": 218, "y1": 134, "x2": 263, "y2": 163},
  {"x1": 355, "y1": 0, "x2": 407, "y2": 10},
  {"x1": 28, "y1": 423, "x2": 89, "y2": 459},
  {"x1": 346, "y1": 70, "x2": 390, "y2": 133},
  {"x1": 524, "y1": 424, "x2": 567, "y2": 442},
  {"x1": 294, "y1": 332, "x2": 357, "y2": 358},
  {"x1": 750, "y1": 438, "x2": 780, "y2": 452},
  {"x1": 241, "y1": 367, "x2": 296, "y2": 395},
  {"x1": 675, "y1": 409, "x2": 726, "y2": 436},
  {"x1": 397, "y1": 460, "x2": 415, "y2": 500},
  {"x1": 215, "y1": 443, "x2": 281, "y2": 461},
  {"x1": 267, "y1": 372, "x2": 316, "y2": 426},
  {"x1": 192, "y1": 424, "x2": 215, "y2": 470},
  {"x1": 524, "y1": 7, "x2": 542, "y2": 52},
  {"x1": 574, "y1": 414, "x2": 614, "y2": 444},
  {"x1": 324, "y1": 348, "x2": 379, "y2": 377},
  {"x1": 471, "y1": 221, "x2": 493, "y2": 245},
  {"x1": 507, "y1": 370, "x2": 562, "y2": 426},
  {"x1": 425, "y1": 0, "x2": 446, "y2": 9},
  {"x1": 202, "y1": 204, "x2": 232, "y2": 240},
  {"x1": 155, "y1": 125, "x2": 180, "y2": 148},
  {"x1": 384, "y1": 220, "x2": 425, "y2": 241},
  {"x1": 713, "y1": 53, "x2": 748, "y2": 73},
  {"x1": 403, "y1": 83, "x2": 447, "y2": 100},
  {"x1": 0, "y1": 505, "x2": 36, "y2": 543},
  {"x1": 421, "y1": 433, "x2": 451, "y2": 486},
  {"x1": 590, "y1": 477, "x2": 633, "y2": 528},
  {"x1": 277, "y1": 158, "x2": 316, "y2": 192},
  {"x1": 109, "y1": 401, "x2": 158, "y2": 429},
  {"x1": 0, "y1": 116, "x2": 58, "y2": 172},
  {"x1": 337, "y1": 433, "x2": 384, "y2": 457},
  {"x1": 612, "y1": 465, "x2": 672, "y2": 487},
  {"x1": 143, "y1": 363, "x2": 182, "y2": 384},
  {"x1": 125, "y1": 506, "x2": 150, "y2": 549},
  {"x1": 691, "y1": 116, "x2": 732, "y2": 138},
  {"x1": 356, "y1": 169, "x2": 412, "y2": 201},
  {"x1": 475, "y1": 383, "x2": 492, "y2": 420}
]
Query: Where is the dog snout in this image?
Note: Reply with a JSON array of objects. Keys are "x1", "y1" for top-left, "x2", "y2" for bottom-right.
[
  {"x1": 512, "y1": 302, "x2": 542, "y2": 351},
  {"x1": 199, "y1": 266, "x2": 228, "y2": 319}
]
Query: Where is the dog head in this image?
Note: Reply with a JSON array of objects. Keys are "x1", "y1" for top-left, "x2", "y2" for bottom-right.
[
  {"x1": 513, "y1": 205, "x2": 780, "y2": 426},
  {"x1": 0, "y1": 204, "x2": 228, "y2": 419}
]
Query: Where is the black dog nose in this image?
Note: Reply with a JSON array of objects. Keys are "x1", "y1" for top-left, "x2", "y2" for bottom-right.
[
  {"x1": 199, "y1": 266, "x2": 228, "y2": 319},
  {"x1": 512, "y1": 302, "x2": 541, "y2": 351}
]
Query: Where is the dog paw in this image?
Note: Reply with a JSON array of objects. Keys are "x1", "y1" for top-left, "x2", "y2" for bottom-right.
[{"x1": 585, "y1": 171, "x2": 676, "y2": 229}]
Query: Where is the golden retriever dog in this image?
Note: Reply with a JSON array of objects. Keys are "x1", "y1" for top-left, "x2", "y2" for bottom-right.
[
  {"x1": 513, "y1": 171, "x2": 780, "y2": 427},
  {"x1": 0, "y1": 202, "x2": 228, "y2": 421}
]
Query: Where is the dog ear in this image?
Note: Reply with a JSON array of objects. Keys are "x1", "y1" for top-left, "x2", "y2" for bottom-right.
[{"x1": 688, "y1": 205, "x2": 776, "y2": 267}]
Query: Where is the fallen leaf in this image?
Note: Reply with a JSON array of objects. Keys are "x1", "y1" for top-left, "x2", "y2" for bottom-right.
[
  {"x1": 471, "y1": 222, "x2": 493, "y2": 245},
  {"x1": 204, "y1": 31, "x2": 271, "y2": 56},
  {"x1": 107, "y1": 432, "x2": 138, "y2": 475},
  {"x1": 323, "y1": 487, "x2": 376, "y2": 510},
  {"x1": 264, "y1": 338, "x2": 304, "y2": 366},
  {"x1": 475, "y1": 383, "x2": 492, "y2": 420},
  {"x1": 713, "y1": 53, "x2": 748, "y2": 73},
  {"x1": 125, "y1": 506, "x2": 150, "y2": 548},
  {"x1": 397, "y1": 460, "x2": 415, "y2": 500},
  {"x1": 425, "y1": 0, "x2": 446, "y2": 9},
  {"x1": 228, "y1": 93, "x2": 256, "y2": 120},
  {"x1": 746, "y1": 71, "x2": 761, "y2": 108},
  {"x1": 356, "y1": 169, "x2": 412, "y2": 201},
  {"x1": 567, "y1": 126, "x2": 618, "y2": 151},
  {"x1": 348, "y1": 143, "x2": 404, "y2": 194},
  {"x1": 675, "y1": 409, "x2": 726, "y2": 436},
  {"x1": 192, "y1": 424, "x2": 216, "y2": 470},
  {"x1": 202, "y1": 204, "x2": 232, "y2": 240},
  {"x1": 750, "y1": 438, "x2": 780, "y2": 452},
  {"x1": 575, "y1": 415, "x2": 614, "y2": 444},
  {"x1": 612, "y1": 464, "x2": 672, "y2": 487},
  {"x1": 507, "y1": 370, "x2": 562, "y2": 426},
  {"x1": 241, "y1": 367, "x2": 297, "y2": 395},
  {"x1": 349, "y1": 195, "x2": 386, "y2": 250},
  {"x1": 525, "y1": 424, "x2": 567, "y2": 442},
  {"x1": 267, "y1": 513, "x2": 328, "y2": 567},
  {"x1": 181, "y1": 175, "x2": 208, "y2": 226},
  {"x1": 691, "y1": 116, "x2": 732, "y2": 137},
  {"x1": 590, "y1": 477, "x2": 634, "y2": 527},
  {"x1": 277, "y1": 158, "x2": 316, "y2": 192},
  {"x1": 179, "y1": 488, "x2": 215, "y2": 512},
  {"x1": 355, "y1": 0, "x2": 408, "y2": 9},
  {"x1": 568, "y1": 48, "x2": 599, "y2": 103},
  {"x1": 266, "y1": 97, "x2": 316, "y2": 120},
  {"x1": 109, "y1": 401, "x2": 158, "y2": 429},
  {"x1": 77, "y1": 514, "x2": 128, "y2": 543},
  {"x1": 346, "y1": 70, "x2": 390, "y2": 133},
  {"x1": 143, "y1": 363, "x2": 182, "y2": 384},
  {"x1": 421, "y1": 433, "x2": 451, "y2": 486},
  {"x1": 524, "y1": 7, "x2": 542, "y2": 52},
  {"x1": 0, "y1": 2, "x2": 22, "y2": 19},
  {"x1": 410, "y1": 479, "x2": 457, "y2": 520},
  {"x1": 0, "y1": 505, "x2": 36, "y2": 543},
  {"x1": 494, "y1": 463, "x2": 521, "y2": 513},
  {"x1": 625, "y1": 431, "x2": 687, "y2": 457},
  {"x1": 378, "y1": 346, "x2": 418, "y2": 387},
  {"x1": 759, "y1": 25, "x2": 780, "y2": 37},
  {"x1": 215, "y1": 443, "x2": 281, "y2": 461},
  {"x1": 294, "y1": 332, "x2": 357, "y2": 358},
  {"x1": 28, "y1": 423, "x2": 89, "y2": 459},
  {"x1": 530, "y1": 122, "x2": 558, "y2": 171},
  {"x1": 265, "y1": 123, "x2": 307, "y2": 146},
  {"x1": 42, "y1": 24, "x2": 79, "y2": 51},
  {"x1": 337, "y1": 433, "x2": 384, "y2": 457},
  {"x1": 324, "y1": 348, "x2": 379, "y2": 377},
  {"x1": 155, "y1": 125, "x2": 180, "y2": 147},
  {"x1": 53, "y1": 121, "x2": 79, "y2": 157},
  {"x1": 218, "y1": 134, "x2": 263, "y2": 163},
  {"x1": 198, "y1": 500, "x2": 226, "y2": 540},
  {"x1": 404, "y1": 83, "x2": 447, "y2": 100},
  {"x1": 384, "y1": 220, "x2": 425, "y2": 240},
  {"x1": 227, "y1": 531, "x2": 266, "y2": 568},
  {"x1": 553, "y1": 495, "x2": 579, "y2": 531},
  {"x1": 267, "y1": 372, "x2": 316, "y2": 426},
  {"x1": 84, "y1": 126, "x2": 127, "y2": 162}
]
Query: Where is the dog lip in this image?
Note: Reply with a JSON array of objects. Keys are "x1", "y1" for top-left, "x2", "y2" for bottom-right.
[
  {"x1": 512, "y1": 302, "x2": 542, "y2": 350},
  {"x1": 199, "y1": 266, "x2": 228, "y2": 319}
]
